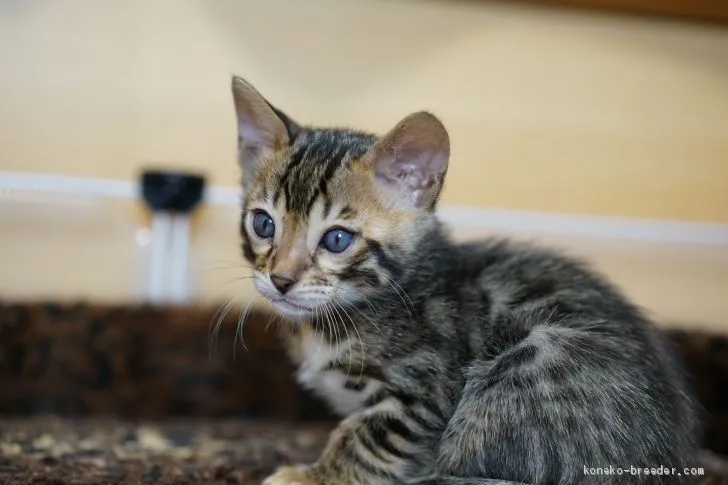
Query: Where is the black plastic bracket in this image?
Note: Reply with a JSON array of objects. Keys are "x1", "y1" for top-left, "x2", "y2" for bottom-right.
[{"x1": 140, "y1": 170, "x2": 205, "y2": 213}]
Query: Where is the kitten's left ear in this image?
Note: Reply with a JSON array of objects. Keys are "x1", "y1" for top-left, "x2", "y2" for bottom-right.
[
  {"x1": 231, "y1": 76, "x2": 300, "y2": 189},
  {"x1": 365, "y1": 111, "x2": 450, "y2": 211}
]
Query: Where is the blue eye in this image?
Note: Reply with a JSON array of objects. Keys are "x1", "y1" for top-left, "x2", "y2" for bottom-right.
[
  {"x1": 321, "y1": 228, "x2": 354, "y2": 253},
  {"x1": 252, "y1": 210, "x2": 275, "y2": 239}
]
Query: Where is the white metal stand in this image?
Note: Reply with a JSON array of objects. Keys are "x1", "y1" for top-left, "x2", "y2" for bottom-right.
[
  {"x1": 169, "y1": 214, "x2": 190, "y2": 303},
  {"x1": 148, "y1": 212, "x2": 191, "y2": 304},
  {"x1": 148, "y1": 212, "x2": 172, "y2": 303}
]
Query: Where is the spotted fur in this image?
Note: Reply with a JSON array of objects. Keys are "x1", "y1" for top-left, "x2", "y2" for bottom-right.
[{"x1": 231, "y1": 76, "x2": 701, "y2": 485}]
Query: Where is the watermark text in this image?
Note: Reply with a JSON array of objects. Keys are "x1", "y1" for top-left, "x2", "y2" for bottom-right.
[{"x1": 584, "y1": 465, "x2": 704, "y2": 478}]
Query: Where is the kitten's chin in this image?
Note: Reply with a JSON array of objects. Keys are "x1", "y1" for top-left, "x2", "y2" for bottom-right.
[{"x1": 270, "y1": 299, "x2": 315, "y2": 321}]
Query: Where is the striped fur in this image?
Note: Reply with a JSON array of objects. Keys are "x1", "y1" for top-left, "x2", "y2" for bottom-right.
[{"x1": 231, "y1": 77, "x2": 701, "y2": 485}]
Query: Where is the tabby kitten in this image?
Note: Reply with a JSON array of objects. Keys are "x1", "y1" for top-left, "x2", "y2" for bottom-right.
[{"x1": 231, "y1": 76, "x2": 700, "y2": 485}]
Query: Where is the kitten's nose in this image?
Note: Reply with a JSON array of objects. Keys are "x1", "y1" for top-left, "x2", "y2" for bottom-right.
[{"x1": 270, "y1": 273, "x2": 297, "y2": 295}]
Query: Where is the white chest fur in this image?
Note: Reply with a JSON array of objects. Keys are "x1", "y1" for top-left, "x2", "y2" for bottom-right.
[{"x1": 293, "y1": 329, "x2": 381, "y2": 417}]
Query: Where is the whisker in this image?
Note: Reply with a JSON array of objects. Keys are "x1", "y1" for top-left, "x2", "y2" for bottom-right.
[
  {"x1": 233, "y1": 300, "x2": 254, "y2": 360},
  {"x1": 329, "y1": 300, "x2": 353, "y2": 379},
  {"x1": 332, "y1": 297, "x2": 366, "y2": 382},
  {"x1": 265, "y1": 310, "x2": 279, "y2": 332},
  {"x1": 382, "y1": 273, "x2": 416, "y2": 318},
  {"x1": 221, "y1": 275, "x2": 255, "y2": 287},
  {"x1": 208, "y1": 297, "x2": 240, "y2": 360},
  {"x1": 324, "y1": 302, "x2": 340, "y2": 367},
  {"x1": 311, "y1": 304, "x2": 330, "y2": 372},
  {"x1": 202, "y1": 264, "x2": 255, "y2": 273},
  {"x1": 352, "y1": 294, "x2": 384, "y2": 337},
  {"x1": 200, "y1": 259, "x2": 255, "y2": 273},
  {"x1": 358, "y1": 293, "x2": 377, "y2": 313},
  {"x1": 312, "y1": 304, "x2": 326, "y2": 363}
]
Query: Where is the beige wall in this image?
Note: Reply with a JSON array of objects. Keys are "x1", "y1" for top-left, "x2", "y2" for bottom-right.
[
  {"x1": 1, "y1": 0, "x2": 728, "y2": 222},
  {"x1": 1, "y1": 0, "x2": 727, "y2": 331}
]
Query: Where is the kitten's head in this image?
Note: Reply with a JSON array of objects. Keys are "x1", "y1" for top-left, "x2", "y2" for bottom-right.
[{"x1": 232, "y1": 76, "x2": 450, "y2": 320}]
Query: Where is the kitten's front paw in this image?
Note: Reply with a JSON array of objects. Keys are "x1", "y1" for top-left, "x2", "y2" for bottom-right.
[{"x1": 263, "y1": 464, "x2": 319, "y2": 485}]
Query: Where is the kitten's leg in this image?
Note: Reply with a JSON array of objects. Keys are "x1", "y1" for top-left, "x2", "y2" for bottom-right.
[
  {"x1": 264, "y1": 391, "x2": 444, "y2": 485},
  {"x1": 435, "y1": 325, "x2": 696, "y2": 485}
]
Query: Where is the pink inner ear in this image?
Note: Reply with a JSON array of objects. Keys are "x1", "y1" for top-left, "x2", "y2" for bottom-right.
[
  {"x1": 390, "y1": 150, "x2": 447, "y2": 189},
  {"x1": 238, "y1": 123, "x2": 262, "y2": 144},
  {"x1": 238, "y1": 121, "x2": 268, "y2": 146},
  {"x1": 371, "y1": 111, "x2": 449, "y2": 207},
  {"x1": 394, "y1": 158, "x2": 434, "y2": 189}
]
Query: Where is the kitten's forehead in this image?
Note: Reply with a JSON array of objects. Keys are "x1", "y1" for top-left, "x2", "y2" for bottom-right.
[{"x1": 271, "y1": 128, "x2": 376, "y2": 216}]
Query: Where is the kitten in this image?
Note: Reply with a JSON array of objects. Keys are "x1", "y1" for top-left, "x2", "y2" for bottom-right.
[{"x1": 231, "y1": 76, "x2": 700, "y2": 484}]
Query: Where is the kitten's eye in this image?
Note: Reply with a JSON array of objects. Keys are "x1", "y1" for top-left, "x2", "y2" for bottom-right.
[
  {"x1": 321, "y1": 228, "x2": 354, "y2": 253},
  {"x1": 252, "y1": 210, "x2": 275, "y2": 239}
]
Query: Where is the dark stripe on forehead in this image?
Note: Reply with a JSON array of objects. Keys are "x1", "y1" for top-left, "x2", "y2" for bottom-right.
[
  {"x1": 339, "y1": 205, "x2": 357, "y2": 220},
  {"x1": 320, "y1": 142, "x2": 350, "y2": 189},
  {"x1": 303, "y1": 142, "x2": 352, "y2": 214},
  {"x1": 275, "y1": 144, "x2": 309, "y2": 206},
  {"x1": 290, "y1": 134, "x2": 348, "y2": 213},
  {"x1": 275, "y1": 129, "x2": 377, "y2": 215}
]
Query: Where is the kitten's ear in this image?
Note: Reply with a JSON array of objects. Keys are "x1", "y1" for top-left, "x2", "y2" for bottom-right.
[
  {"x1": 365, "y1": 111, "x2": 450, "y2": 210},
  {"x1": 231, "y1": 76, "x2": 299, "y2": 188}
]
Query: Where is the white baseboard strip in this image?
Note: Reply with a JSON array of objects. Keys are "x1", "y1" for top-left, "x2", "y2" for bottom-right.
[{"x1": 1, "y1": 171, "x2": 727, "y2": 246}]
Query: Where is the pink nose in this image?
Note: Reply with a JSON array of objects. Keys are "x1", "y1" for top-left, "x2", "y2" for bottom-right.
[{"x1": 270, "y1": 273, "x2": 297, "y2": 294}]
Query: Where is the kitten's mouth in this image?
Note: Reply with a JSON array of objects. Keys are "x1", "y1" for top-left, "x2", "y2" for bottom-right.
[{"x1": 270, "y1": 298, "x2": 315, "y2": 318}]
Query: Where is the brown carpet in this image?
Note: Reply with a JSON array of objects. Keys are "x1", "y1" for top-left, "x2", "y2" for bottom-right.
[
  {"x1": 0, "y1": 416, "x2": 333, "y2": 485},
  {"x1": 0, "y1": 302, "x2": 726, "y2": 484}
]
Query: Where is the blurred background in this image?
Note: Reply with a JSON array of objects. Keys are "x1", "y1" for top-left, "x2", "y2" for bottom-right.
[
  {"x1": 0, "y1": 0, "x2": 727, "y2": 481},
  {"x1": 1, "y1": 0, "x2": 727, "y2": 328}
]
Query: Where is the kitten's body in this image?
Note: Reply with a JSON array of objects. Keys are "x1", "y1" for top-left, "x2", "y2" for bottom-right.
[
  {"x1": 230, "y1": 77, "x2": 700, "y2": 484},
  {"x1": 282, "y1": 227, "x2": 698, "y2": 485}
]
